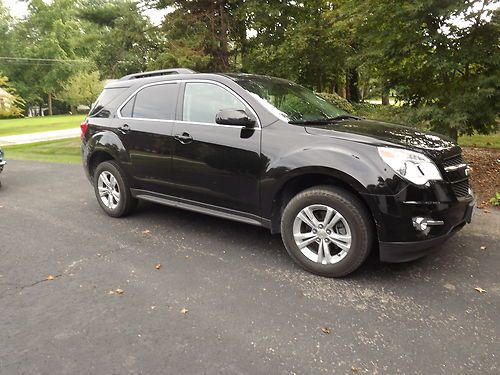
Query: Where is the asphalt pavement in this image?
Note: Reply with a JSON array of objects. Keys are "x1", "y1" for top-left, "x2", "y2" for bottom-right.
[{"x1": 0, "y1": 160, "x2": 498, "y2": 374}]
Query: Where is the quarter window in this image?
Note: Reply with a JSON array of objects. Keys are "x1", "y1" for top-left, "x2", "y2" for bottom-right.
[
  {"x1": 120, "y1": 96, "x2": 135, "y2": 117},
  {"x1": 121, "y1": 83, "x2": 178, "y2": 120},
  {"x1": 183, "y1": 82, "x2": 245, "y2": 124}
]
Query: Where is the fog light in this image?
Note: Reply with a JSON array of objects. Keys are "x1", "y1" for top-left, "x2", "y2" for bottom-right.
[{"x1": 412, "y1": 217, "x2": 444, "y2": 232}]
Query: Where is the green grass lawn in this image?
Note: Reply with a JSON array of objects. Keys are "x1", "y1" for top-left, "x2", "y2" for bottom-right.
[
  {"x1": 2, "y1": 138, "x2": 81, "y2": 164},
  {"x1": 0, "y1": 114, "x2": 84, "y2": 137},
  {"x1": 458, "y1": 132, "x2": 500, "y2": 149}
]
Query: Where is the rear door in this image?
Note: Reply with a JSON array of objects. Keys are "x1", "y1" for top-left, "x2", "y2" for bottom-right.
[
  {"x1": 117, "y1": 82, "x2": 179, "y2": 194},
  {"x1": 170, "y1": 81, "x2": 262, "y2": 216}
]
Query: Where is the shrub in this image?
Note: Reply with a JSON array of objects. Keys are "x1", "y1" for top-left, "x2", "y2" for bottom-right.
[
  {"x1": 317, "y1": 92, "x2": 355, "y2": 113},
  {"x1": 489, "y1": 192, "x2": 500, "y2": 206},
  {"x1": 0, "y1": 74, "x2": 24, "y2": 118}
]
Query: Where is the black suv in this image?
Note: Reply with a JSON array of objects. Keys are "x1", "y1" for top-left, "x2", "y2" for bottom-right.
[{"x1": 81, "y1": 68, "x2": 475, "y2": 277}]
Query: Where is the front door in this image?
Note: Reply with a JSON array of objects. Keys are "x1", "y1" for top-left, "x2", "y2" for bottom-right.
[
  {"x1": 117, "y1": 82, "x2": 179, "y2": 194},
  {"x1": 171, "y1": 81, "x2": 262, "y2": 216}
]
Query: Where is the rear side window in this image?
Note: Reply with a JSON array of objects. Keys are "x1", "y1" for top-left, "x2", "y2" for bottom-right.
[
  {"x1": 89, "y1": 87, "x2": 127, "y2": 118},
  {"x1": 121, "y1": 83, "x2": 178, "y2": 120}
]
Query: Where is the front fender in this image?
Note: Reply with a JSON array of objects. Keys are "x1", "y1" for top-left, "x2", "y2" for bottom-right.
[{"x1": 259, "y1": 140, "x2": 408, "y2": 227}]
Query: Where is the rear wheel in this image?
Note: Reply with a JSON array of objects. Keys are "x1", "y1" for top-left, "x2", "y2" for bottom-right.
[
  {"x1": 281, "y1": 186, "x2": 373, "y2": 277},
  {"x1": 93, "y1": 161, "x2": 137, "y2": 217}
]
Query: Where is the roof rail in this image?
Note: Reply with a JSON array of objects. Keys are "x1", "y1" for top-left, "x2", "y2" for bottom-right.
[{"x1": 119, "y1": 68, "x2": 197, "y2": 81}]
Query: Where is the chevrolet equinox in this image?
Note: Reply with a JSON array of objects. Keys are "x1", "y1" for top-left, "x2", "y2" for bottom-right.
[{"x1": 81, "y1": 68, "x2": 475, "y2": 277}]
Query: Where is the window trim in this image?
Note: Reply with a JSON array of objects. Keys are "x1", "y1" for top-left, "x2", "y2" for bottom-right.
[{"x1": 116, "y1": 79, "x2": 261, "y2": 129}]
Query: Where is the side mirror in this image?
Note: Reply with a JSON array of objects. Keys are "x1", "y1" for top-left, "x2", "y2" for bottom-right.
[{"x1": 215, "y1": 109, "x2": 256, "y2": 128}]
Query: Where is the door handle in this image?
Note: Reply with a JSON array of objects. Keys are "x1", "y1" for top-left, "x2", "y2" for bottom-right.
[
  {"x1": 174, "y1": 132, "x2": 193, "y2": 144},
  {"x1": 118, "y1": 124, "x2": 130, "y2": 134}
]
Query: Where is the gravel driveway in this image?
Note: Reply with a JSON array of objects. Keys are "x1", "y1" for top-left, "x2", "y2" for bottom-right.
[{"x1": 0, "y1": 160, "x2": 498, "y2": 374}]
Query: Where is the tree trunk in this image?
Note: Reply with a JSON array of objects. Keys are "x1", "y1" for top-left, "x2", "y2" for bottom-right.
[
  {"x1": 381, "y1": 86, "x2": 390, "y2": 105},
  {"x1": 449, "y1": 127, "x2": 458, "y2": 142},
  {"x1": 48, "y1": 93, "x2": 53, "y2": 116},
  {"x1": 217, "y1": 1, "x2": 230, "y2": 71},
  {"x1": 346, "y1": 69, "x2": 360, "y2": 102}
]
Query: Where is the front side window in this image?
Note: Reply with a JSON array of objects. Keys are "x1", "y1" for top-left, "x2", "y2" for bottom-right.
[
  {"x1": 183, "y1": 82, "x2": 245, "y2": 124},
  {"x1": 231, "y1": 75, "x2": 347, "y2": 122},
  {"x1": 121, "y1": 83, "x2": 178, "y2": 120}
]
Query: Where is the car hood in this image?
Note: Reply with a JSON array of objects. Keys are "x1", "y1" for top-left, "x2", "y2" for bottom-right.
[{"x1": 304, "y1": 119, "x2": 459, "y2": 158}]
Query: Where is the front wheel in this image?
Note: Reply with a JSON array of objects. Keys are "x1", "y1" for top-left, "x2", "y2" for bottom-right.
[
  {"x1": 93, "y1": 161, "x2": 137, "y2": 217},
  {"x1": 281, "y1": 186, "x2": 373, "y2": 277}
]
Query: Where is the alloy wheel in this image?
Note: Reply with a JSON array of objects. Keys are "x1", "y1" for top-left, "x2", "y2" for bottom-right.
[
  {"x1": 97, "y1": 171, "x2": 120, "y2": 210},
  {"x1": 292, "y1": 204, "x2": 352, "y2": 264}
]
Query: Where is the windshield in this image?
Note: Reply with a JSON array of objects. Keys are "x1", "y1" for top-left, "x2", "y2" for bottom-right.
[{"x1": 231, "y1": 75, "x2": 347, "y2": 122}]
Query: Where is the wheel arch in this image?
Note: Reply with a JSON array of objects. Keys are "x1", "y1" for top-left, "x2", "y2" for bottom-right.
[
  {"x1": 268, "y1": 168, "x2": 379, "y2": 236},
  {"x1": 88, "y1": 150, "x2": 116, "y2": 180},
  {"x1": 85, "y1": 130, "x2": 130, "y2": 180}
]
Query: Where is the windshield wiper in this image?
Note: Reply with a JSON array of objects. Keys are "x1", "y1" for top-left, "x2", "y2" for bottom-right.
[{"x1": 288, "y1": 114, "x2": 361, "y2": 125}]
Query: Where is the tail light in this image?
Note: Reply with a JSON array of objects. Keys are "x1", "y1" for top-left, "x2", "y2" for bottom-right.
[{"x1": 80, "y1": 119, "x2": 88, "y2": 139}]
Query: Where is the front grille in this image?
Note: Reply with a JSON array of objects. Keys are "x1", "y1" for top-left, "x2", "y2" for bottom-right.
[
  {"x1": 452, "y1": 179, "x2": 470, "y2": 197},
  {"x1": 442, "y1": 154, "x2": 464, "y2": 168},
  {"x1": 438, "y1": 153, "x2": 471, "y2": 198}
]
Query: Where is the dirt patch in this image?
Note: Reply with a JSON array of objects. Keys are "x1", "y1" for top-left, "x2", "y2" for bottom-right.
[{"x1": 462, "y1": 147, "x2": 500, "y2": 207}]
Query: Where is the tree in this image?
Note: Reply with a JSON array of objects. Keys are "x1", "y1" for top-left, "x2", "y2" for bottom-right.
[
  {"x1": 336, "y1": 0, "x2": 499, "y2": 138},
  {"x1": 0, "y1": 74, "x2": 25, "y2": 118},
  {"x1": 79, "y1": 0, "x2": 157, "y2": 78},
  {"x1": 5, "y1": 0, "x2": 85, "y2": 114},
  {"x1": 57, "y1": 71, "x2": 103, "y2": 111},
  {"x1": 150, "y1": 0, "x2": 246, "y2": 72}
]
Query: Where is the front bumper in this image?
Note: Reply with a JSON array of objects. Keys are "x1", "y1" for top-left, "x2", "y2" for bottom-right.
[
  {"x1": 363, "y1": 183, "x2": 475, "y2": 263},
  {"x1": 379, "y1": 220, "x2": 467, "y2": 262},
  {"x1": 0, "y1": 160, "x2": 5, "y2": 173}
]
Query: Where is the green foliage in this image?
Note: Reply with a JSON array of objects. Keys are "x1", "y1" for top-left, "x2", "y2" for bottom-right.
[
  {"x1": 0, "y1": 74, "x2": 25, "y2": 118},
  {"x1": 79, "y1": 0, "x2": 157, "y2": 78},
  {"x1": 352, "y1": 103, "x2": 423, "y2": 128},
  {"x1": 336, "y1": 0, "x2": 500, "y2": 139},
  {"x1": 57, "y1": 71, "x2": 103, "y2": 108},
  {"x1": 1, "y1": 0, "x2": 86, "y2": 112},
  {"x1": 489, "y1": 192, "x2": 500, "y2": 206},
  {"x1": 317, "y1": 92, "x2": 355, "y2": 114},
  {"x1": 148, "y1": 8, "x2": 212, "y2": 71}
]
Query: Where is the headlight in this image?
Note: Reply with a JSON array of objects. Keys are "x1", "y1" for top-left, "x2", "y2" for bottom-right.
[{"x1": 377, "y1": 147, "x2": 442, "y2": 186}]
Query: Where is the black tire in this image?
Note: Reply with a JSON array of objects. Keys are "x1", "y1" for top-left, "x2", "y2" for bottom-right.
[
  {"x1": 281, "y1": 185, "x2": 373, "y2": 277},
  {"x1": 93, "y1": 160, "x2": 137, "y2": 217}
]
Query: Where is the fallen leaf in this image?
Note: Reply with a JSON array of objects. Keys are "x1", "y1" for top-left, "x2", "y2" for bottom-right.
[
  {"x1": 114, "y1": 288, "x2": 124, "y2": 295},
  {"x1": 180, "y1": 308, "x2": 189, "y2": 314},
  {"x1": 474, "y1": 287, "x2": 487, "y2": 294},
  {"x1": 480, "y1": 245, "x2": 487, "y2": 250},
  {"x1": 141, "y1": 229, "x2": 151, "y2": 234},
  {"x1": 155, "y1": 263, "x2": 161, "y2": 270},
  {"x1": 351, "y1": 367, "x2": 360, "y2": 372},
  {"x1": 321, "y1": 327, "x2": 331, "y2": 334},
  {"x1": 483, "y1": 210, "x2": 491, "y2": 214},
  {"x1": 46, "y1": 275, "x2": 55, "y2": 281}
]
